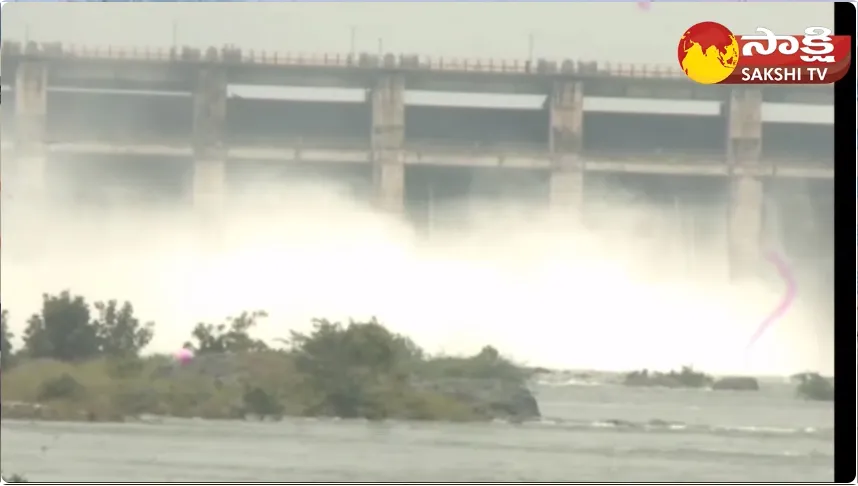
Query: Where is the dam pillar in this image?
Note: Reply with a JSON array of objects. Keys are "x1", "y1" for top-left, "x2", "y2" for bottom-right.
[
  {"x1": 548, "y1": 81, "x2": 584, "y2": 221},
  {"x1": 14, "y1": 61, "x2": 48, "y2": 195},
  {"x1": 371, "y1": 74, "x2": 405, "y2": 214},
  {"x1": 726, "y1": 88, "x2": 764, "y2": 279},
  {"x1": 192, "y1": 68, "x2": 228, "y2": 210}
]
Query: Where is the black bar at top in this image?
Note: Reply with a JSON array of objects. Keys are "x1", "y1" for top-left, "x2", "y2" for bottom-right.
[{"x1": 833, "y1": 2, "x2": 856, "y2": 483}]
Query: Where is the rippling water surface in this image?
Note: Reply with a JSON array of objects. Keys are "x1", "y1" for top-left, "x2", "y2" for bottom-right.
[{"x1": 1, "y1": 382, "x2": 833, "y2": 482}]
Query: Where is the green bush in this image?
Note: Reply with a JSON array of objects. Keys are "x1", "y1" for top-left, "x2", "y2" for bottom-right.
[
  {"x1": 287, "y1": 318, "x2": 420, "y2": 419},
  {"x1": 10, "y1": 292, "x2": 154, "y2": 363},
  {"x1": 110, "y1": 386, "x2": 161, "y2": 416},
  {"x1": 37, "y1": 373, "x2": 85, "y2": 401},
  {"x1": 242, "y1": 386, "x2": 283, "y2": 419},
  {"x1": 185, "y1": 311, "x2": 269, "y2": 354},
  {"x1": 1, "y1": 309, "x2": 14, "y2": 368},
  {"x1": 104, "y1": 357, "x2": 146, "y2": 380}
]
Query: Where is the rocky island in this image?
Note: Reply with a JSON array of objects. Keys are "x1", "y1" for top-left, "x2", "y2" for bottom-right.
[
  {"x1": 621, "y1": 366, "x2": 835, "y2": 399},
  {"x1": 1, "y1": 291, "x2": 540, "y2": 423},
  {"x1": 792, "y1": 372, "x2": 834, "y2": 401},
  {"x1": 622, "y1": 366, "x2": 762, "y2": 391}
]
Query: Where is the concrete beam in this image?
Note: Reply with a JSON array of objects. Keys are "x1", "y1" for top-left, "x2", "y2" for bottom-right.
[
  {"x1": 548, "y1": 80, "x2": 584, "y2": 221},
  {"x1": 14, "y1": 61, "x2": 48, "y2": 194},
  {"x1": 371, "y1": 74, "x2": 405, "y2": 214},
  {"x1": 726, "y1": 88, "x2": 764, "y2": 280},
  {"x1": 549, "y1": 81, "x2": 584, "y2": 154},
  {"x1": 726, "y1": 88, "x2": 762, "y2": 164},
  {"x1": 192, "y1": 69, "x2": 228, "y2": 208}
]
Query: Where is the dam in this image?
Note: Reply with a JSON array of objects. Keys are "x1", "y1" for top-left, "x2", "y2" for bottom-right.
[{"x1": 0, "y1": 41, "x2": 834, "y2": 277}]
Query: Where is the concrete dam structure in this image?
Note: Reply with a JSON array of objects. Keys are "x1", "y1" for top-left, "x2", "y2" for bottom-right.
[{"x1": 0, "y1": 41, "x2": 834, "y2": 277}]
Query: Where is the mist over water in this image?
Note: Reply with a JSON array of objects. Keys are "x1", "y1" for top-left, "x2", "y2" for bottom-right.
[{"x1": 0, "y1": 169, "x2": 832, "y2": 376}]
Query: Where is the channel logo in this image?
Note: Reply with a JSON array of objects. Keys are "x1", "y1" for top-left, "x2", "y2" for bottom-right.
[{"x1": 678, "y1": 21, "x2": 851, "y2": 85}]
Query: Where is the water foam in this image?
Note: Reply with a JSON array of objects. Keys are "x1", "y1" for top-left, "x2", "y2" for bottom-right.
[{"x1": 0, "y1": 174, "x2": 832, "y2": 375}]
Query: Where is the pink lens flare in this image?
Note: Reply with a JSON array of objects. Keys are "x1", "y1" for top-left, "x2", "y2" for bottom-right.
[
  {"x1": 746, "y1": 251, "x2": 797, "y2": 350},
  {"x1": 174, "y1": 348, "x2": 195, "y2": 364}
]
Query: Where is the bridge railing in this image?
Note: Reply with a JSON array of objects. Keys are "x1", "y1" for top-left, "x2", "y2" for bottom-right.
[{"x1": 0, "y1": 40, "x2": 685, "y2": 79}]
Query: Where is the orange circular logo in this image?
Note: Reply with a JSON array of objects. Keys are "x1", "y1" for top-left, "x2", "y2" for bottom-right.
[{"x1": 678, "y1": 21, "x2": 740, "y2": 84}]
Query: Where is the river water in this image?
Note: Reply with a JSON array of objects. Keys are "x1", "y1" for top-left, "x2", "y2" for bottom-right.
[{"x1": 1, "y1": 381, "x2": 833, "y2": 482}]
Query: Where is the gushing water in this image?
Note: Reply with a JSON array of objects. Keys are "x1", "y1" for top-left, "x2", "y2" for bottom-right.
[{"x1": 0, "y1": 174, "x2": 831, "y2": 375}]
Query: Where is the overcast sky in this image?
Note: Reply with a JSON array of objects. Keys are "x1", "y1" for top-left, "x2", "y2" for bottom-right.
[{"x1": 0, "y1": 3, "x2": 835, "y2": 65}]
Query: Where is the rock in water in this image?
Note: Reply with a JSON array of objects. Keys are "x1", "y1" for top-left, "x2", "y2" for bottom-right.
[
  {"x1": 712, "y1": 376, "x2": 760, "y2": 391},
  {"x1": 415, "y1": 377, "x2": 541, "y2": 421},
  {"x1": 484, "y1": 384, "x2": 541, "y2": 421}
]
